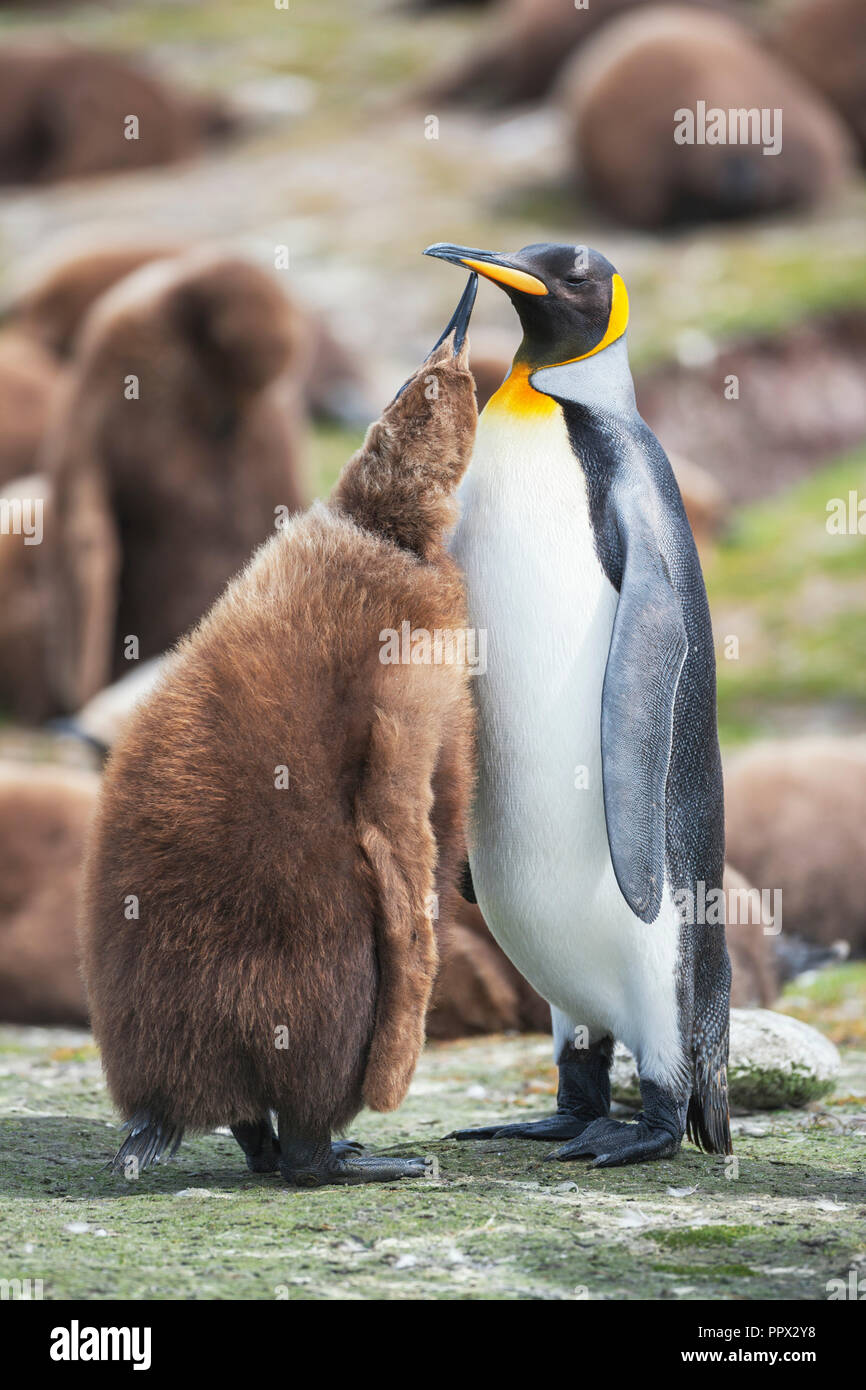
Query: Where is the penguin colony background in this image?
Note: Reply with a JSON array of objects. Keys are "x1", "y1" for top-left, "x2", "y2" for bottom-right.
[{"x1": 0, "y1": 0, "x2": 864, "y2": 1208}]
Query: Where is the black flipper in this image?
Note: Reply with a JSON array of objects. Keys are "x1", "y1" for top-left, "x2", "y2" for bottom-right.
[
  {"x1": 459, "y1": 859, "x2": 477, "y2": 904},
  {"x1": 110, "y1": 1110, "x2": 184, "y2": 1174},
  {"x1": 601, "y1": 486, "x2": 687, "y2": 924}
]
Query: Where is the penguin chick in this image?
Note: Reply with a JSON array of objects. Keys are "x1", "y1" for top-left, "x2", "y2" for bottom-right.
[
  {"x1": 4, "y1": 236, "x2": 374, "y2": 425},
  {"x1": 0, "y1": 45, "x2": 235, "y2": 186},
  {"x1": 425, "y1": 0, "x2": 649, "y2": 108},
  {"x1": 560, "y1": 6, "x2": 853, "y2": 228},
  {"x1": 0, "y1": 762, "x2": 96, "y2": 1026},
  {"x1": 79, "y1": 279, "x2": 479, "y2": 1187},
  {"x1": 40, "y1": 250, "x2": 307, "y2": 715},
  {"x1": 725, "y1": 737, "x2": 866, "y2": 956},
  {"x1": 0, "y1": 473, "x2": 55, "y2": 721},
  {"x1": 0, "y1": 333, "x2": 59, "y2": 489},
  {"x1": 4, "y1": 239, "x2": 181, "y2": 359},
  {"x1": 773, "y1": 0, "x2": 866, "y2": 164}
]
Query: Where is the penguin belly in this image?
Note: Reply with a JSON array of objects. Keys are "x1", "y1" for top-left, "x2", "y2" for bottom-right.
[{"x1": 452, "y1": 399, "x2": 684, "y2": 1083}]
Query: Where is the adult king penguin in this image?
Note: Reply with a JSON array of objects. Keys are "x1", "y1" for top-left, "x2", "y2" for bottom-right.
[{"x1": 425, "y1": 240, "x2": 731, "y2": 1166}]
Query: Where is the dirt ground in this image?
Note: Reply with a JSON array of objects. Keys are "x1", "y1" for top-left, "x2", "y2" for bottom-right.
[{"x1": 1, "y1": 996, "x2": 864, "y2": 1301}]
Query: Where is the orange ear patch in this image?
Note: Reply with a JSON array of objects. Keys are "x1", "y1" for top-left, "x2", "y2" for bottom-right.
[{"x1": 563, "y1": 273, "x2": 629, "y2": 365}]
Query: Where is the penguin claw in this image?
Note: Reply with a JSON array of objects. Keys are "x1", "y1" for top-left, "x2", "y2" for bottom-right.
[
  {"x1": 331, "y1": 1139, "x2": 366, "y2": 1156},
  {"x1": 547, "y1": 1117, "x2": 682, "y2": 1167}
]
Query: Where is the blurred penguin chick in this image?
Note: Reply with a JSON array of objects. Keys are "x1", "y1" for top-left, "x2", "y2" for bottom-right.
[
  {"x1": 0, "y1": 45, "x2": 235, "y2": 186},
  {"x1": 0, "y1": 762, "x2": 96, "y2": 1026},
  {"x1": 41, "y1": 250, "x2": 307, "y2": 713},
  {"x1": 560, "y1": 6, "x2": 853, "y2": 228},
  {"x1": 5, "y1": 237, "x2": 373, "y2": 425}
]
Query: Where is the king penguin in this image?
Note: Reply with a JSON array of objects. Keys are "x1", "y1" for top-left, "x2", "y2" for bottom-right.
[{"x1": 425, "y1": 240, "x2": 732, "y2": 1166}]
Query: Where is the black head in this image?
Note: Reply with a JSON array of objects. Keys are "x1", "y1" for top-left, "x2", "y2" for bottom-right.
[{"x1": 424, "y1": 241, "x2": 629, "y2": 370}]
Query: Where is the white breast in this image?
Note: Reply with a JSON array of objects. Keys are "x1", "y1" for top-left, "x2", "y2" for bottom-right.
[{"x1": 451, "y1": 400, "x2": 684, "y2": 1084}]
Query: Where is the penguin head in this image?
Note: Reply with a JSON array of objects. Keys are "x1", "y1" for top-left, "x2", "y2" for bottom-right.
[{"x1": 424, "y1": 242, "x2": 628, "y2": 371}]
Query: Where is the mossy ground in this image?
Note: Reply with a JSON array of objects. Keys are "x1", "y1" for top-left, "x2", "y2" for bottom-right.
[{"x1": 1, "y1": 982, "x2": 865, "y2": 1301}]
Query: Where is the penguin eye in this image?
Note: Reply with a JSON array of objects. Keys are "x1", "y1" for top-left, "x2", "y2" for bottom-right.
[{"x1": 564, "y1": 275, "x2": 588, "y2": 286}]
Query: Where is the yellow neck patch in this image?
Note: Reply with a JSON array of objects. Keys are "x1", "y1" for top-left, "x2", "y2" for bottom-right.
[
  {"x1": 482, "y1": 273, "x2": 629, "y2": 419},
  {"x1": 483, "y1": 362, "x2": 558, "y2": 419},
  {"x1": 561, "y1": 273, "x2": 629, "y2": 366}
]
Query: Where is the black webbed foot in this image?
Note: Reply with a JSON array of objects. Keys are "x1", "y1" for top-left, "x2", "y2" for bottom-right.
[
  {"x1": 231, "y1": 1117, "x2": 280, "y2": 1173},
  {"x1": 446, "y1": 1112, "x2": 590, "y2": 1143},
  {"x1": 547, "y1": 1079, "x2": 687, "y2": 1167},
  {"x1": 548, "y1": 1115, "x2": 681, "y2": 1167},
  {"x1": 282, "y1": 1145, "x2": 428, "y2": 1188},
  {"x1": 446, "y1": 1035, "x2": 613, "y2": 1145}
]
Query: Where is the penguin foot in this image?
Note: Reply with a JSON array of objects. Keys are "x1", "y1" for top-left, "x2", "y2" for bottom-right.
[
  {"x1": 282, "y1": 1147, "x2": 429, "y2": 1188},
  {"x1": 331, "y1": 1139, "x2": 366, "y2": 1157},
  {"x1": 231, "y1": 1117, "x2": 281, "y2": 1174},
  {"x1": 446, "y1": 1112, "x2": 590, "y2": 1143},
  {"x1": 547, "y1": 1116, "x2": 682, "y2": 1168}
]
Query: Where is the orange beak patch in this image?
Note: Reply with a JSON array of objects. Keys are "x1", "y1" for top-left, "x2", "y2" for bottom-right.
[{"x1": 459, "y1": 258, "x2": 549, "y2": 297}]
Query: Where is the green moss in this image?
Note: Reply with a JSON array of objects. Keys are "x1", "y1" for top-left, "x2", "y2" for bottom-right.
[
  {"x1": 706, "y1": 447, "x2": 866, "y2": 746},
  {"x1": 658, "y1": 1224, "x2": 758, "y2": 1248}
]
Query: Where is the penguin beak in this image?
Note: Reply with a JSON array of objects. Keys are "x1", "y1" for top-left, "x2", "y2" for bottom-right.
[
  {"x1": 427, "y1": 271, "x2": 478, "y2": 357},
  {"x1": 424, "y1": 243, "x2": 548, "y2": 297},
  {"x1": 388, "y1": 272, "x2": 477, "y2": 405}
]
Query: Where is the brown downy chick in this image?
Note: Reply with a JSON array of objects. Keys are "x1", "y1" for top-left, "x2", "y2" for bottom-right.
[
  {"x1": 5, "y1": 237, "x2": 374, "y2": 425},
  {"x1": 0, "y1": 333, "x2": 60, "y2": 489},
  {"x1": 80, "y1": 277, "x2": 479, "y2": 1187},
  {"x1": 41, "y1": 250, "x2": 307, "y2": 714},
  {"x1": 5, "y1": 240, "x2": 181, "y2": 360},
  {"x1": 0, "y1": 474, "x2": 55, "y2": 721},
  {"x1": 0, "y1": 46, "x2": 234, "y2": 186},
  {"x1": 0, "y1": 762, "x2": 96, "y2": 1026}
]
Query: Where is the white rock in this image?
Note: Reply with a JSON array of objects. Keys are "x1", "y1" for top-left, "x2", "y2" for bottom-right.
[
  {"x1": 611, "y1": 1008, "x2": 840, "y2": 1112},
  {"x1": 727, "y1": 1009, "x2": 840, "y2": 1111}
]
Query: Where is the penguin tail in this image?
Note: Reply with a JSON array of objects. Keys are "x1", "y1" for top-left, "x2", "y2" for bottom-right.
[
  {"x1": 686, "y1": 1060, "x2": 733, "y2": 1155},
  {"x1": 109, "y1": 1110, "x2": 184, "y2": 1175}
]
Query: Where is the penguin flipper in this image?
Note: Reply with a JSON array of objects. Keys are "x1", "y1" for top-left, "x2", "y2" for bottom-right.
[
  {"x1": 601, "y1": 494, "x2": 687, "y2": 925},
  {"x1": 355, "y1": 695, "x2": 442, "y2": 1114},
  {"x1": 459, "y1": 859, "x2": 477, "y2": 903}
]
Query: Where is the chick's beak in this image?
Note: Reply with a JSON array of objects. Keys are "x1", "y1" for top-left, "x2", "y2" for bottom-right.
[
  {"x1": 424, "y1": 243, "x2": 548, "y2": 297},
  {"x1": 429, "y1": 271, "x2": 477, "y2": 357}
]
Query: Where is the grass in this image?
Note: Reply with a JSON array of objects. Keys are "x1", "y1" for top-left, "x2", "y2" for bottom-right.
[
  {"x1": 778, "y1": 963, "x2": 866, "y2": 1048},
  {"x1": 1, "y1": 968, "x2": 865, "y2": 1301},
  {"x1": 705, "y1": 446, "x2": 866, "y2": 745}
]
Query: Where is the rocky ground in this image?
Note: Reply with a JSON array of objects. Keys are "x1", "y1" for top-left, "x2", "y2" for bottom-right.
[{"x1": 1, "y1": 968, "x2": 864, "y2": 1301}]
